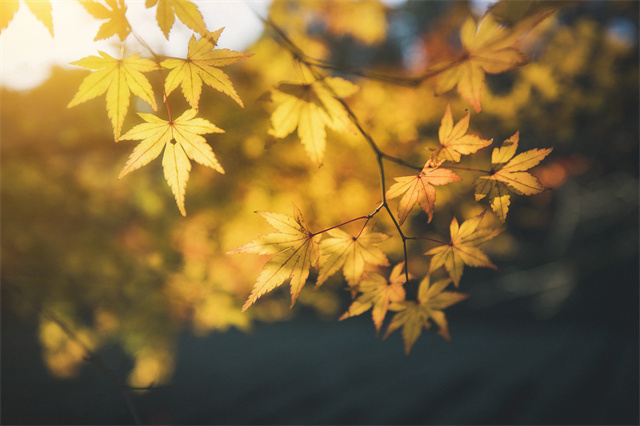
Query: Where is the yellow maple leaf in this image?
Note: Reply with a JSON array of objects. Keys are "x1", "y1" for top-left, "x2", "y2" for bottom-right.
[
  {"x1": 268, "y1": 77, "x2": 359, "y2": 167},
  {"x1": 118, "y1": 109, "x2": 225, "y2": 216},
  {"x1": 339, "y1": 262, "x2": 408, "y2": 335},
  {"x1": 433, "y1": 104, "x2": 492, "y2": 162},
  {"x1": 475, "y1": 131, "x2": 552, "y2": 222},
  {"x1": 386, "y1": 159, "x2": 461, "y2": 225},
  {"x1": 425, "y1": 211, "x2": 502, "y2": 287},
  {"x1": 228, "y1": 205, "x2": 321, "y2": 311},
  {"x1": 432, "y1": 14, "x2": 528, "y2": 112},
  {"x1": 384, "y1": 274, "x2": 468, "y2": 354},
  {"x1": 68, "y1": 51, "x2": 158, "y2": 140},
  {"x1": 1, "y1": 0, "x2": 54, "y2": 37},
  {"x1": 145, "y1": 0, "x2": 207, "y2": 39},
  {"x1": 316, "y1": 224, "x2": 390, "y2": 287},
  {"x1": 161, "y1": 33, "x2": 252, "y2": 110},
  {"x1": 79, "y1": 0, "x2": 130, "y2": 41}
]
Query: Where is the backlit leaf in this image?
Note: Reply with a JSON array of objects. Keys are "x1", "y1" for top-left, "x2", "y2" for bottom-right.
[
  {"x1": 268, "y1": 77, "x2": 359, "y2": 167},
  {"x1": 25, "y1": 0, "x2": 54, "y2": 37},
  {"x1": 146, "y1": 0, "x2": 207, "y2": 39},
  {"x1": 118, "y1": 109, "x2": 225, "y2": 216},
  {"x1": 161, "y1": 32, "x2": 252, "y2": 109},
  {"x1": 317, "y1": 224, "x2": 390, "y2": 287},
  {"x1": 431, "y1": 14, "x2": 528, "y2": 112},
  {"x1": 384, "y1": 274, "x2": 468, "y2": 354},
  {"x1": 1, "y1": 0, "x2": 53, "y2": 37},
  {"x1": 425, "y1": 211, "x2": 502, "y2": 286},
  {"x1": 79, "y1": 0, "x2": 130, "y2": 41},
  {"x1": 228, "y1": 205, "x2": 320, "y2": 311},
  {"x1": 386, "y1": 159, "x2": 461, "y2": 225},
  {"x1": 433, "y1": 104, "x2": 492, "y2": 162},
  {"x1": 68, "y1": 51, "x2": 158, "y2": 140},
  {"x1": 340, "y1": 263, "x2": 407, "y2": 334},
  {"x1": 475, "y1": 131, "x2": 552, "y2": 222}
]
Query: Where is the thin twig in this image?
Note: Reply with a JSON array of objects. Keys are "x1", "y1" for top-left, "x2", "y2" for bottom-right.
[{"x1": 263, "y1": 18, "x2": 418, "y2": 286}]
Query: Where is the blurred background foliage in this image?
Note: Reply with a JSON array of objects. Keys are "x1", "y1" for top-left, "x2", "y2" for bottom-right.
[{"x1": 1, "y1": 0, "x2": 638, "y2": 414}]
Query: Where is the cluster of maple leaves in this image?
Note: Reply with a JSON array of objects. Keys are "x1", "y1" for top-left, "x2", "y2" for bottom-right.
[
  {"x1": 1, "y1": 0, "x2": 554, "y2": 354},
  {"x1": 227, "y1": 7, "x2": 553, "y2": 353}
]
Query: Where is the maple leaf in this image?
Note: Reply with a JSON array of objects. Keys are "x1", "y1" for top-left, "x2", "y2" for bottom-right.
[
  {"x1": 145, "y1": 0, "x2": 207, "y2": 39},
  {"x1": 228, "y1": 205, "x2": 321, "y2": 311},
  {"x1": 118, "y1": 109, "x2": 225, "y2": 216},
  {"x1": 268, "y1": 77, "x2": 359, "y2": 167},
  {"x1": 431, "y1": 14, "x2": 528, "y2": 112},
  {"x1": 1, "y1": 0, "x2": 54, "y2": 37},
  {"x1": 161, "y1": 33, "x2": 252, "y2": 110},
  {"x1": 384, "y1": 274, "x2": 468, "y2": 354},
  {"x1": 340, "y1": 263, "x2": 408, "y2": 335},
  {"x1": 475, "y1": 131, "x2": 552, "y2": 222},
  {"x1": 316, "y1": 225, "x2": 390, "y2": 287},
  {"x1": 386, "y1": 159, "x2": 461, "y2": 225},
  {"x1": 80, "y1": 0, "x2": 130, "y2": 41},
  {"x1": 425, "y1": 211, "x2": 502, "y2": 287},
  {"x1": 68, "y1": 51, "x2": 158, "y2": 140},
  {"x1": 433, "y1": 104, "x2": 492, "y2": 162}
]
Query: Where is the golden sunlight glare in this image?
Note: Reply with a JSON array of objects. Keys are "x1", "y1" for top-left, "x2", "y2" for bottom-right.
[{"x1": 0, "y1": 0, "x2": 269, "y2": 90}]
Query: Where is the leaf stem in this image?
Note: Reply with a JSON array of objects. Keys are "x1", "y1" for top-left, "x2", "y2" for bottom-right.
[
  {"x1": 311, "y1": 215, "x2": 370, "y2": 237},
  {"x1": 265, "y1": 18, "x2": 448, "y2": 292},
  {"x1": 406, "y1": 235, "x2": 449, "y2": 245},
  {"x1": 445, "y1": 164, "x2": 492, "y2": 174},
  {"x1": 260, "y1": 17, "x2": 463, "y2": 87},
  {"x1": 131, "y1": 30, "x2": 173, "y2": 121}
]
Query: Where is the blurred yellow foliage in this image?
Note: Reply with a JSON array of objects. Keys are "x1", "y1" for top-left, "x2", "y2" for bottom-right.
[
  {"x1": 128, "y1": 346, "x2": 175, "y2": 389},
  {"x1": 39, "y1": 316, "x2": 95, "y2": 378},
  {"x1": 2, "y1": 0, "x2": 635, "y2": 383}
]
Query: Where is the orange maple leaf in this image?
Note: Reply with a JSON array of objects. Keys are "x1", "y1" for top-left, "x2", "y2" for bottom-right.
[
  {"x1": 384, "y1": 274, "x2": 468, "y2": 354},
  {"x1": 475, "y1": 131, "x2": 552, "y2": 222},
  {"x1": 433, "y1": 104, "x2": 492, "y2": 163},
  {"x1": 425, "y1": 211, "x2": 502, "y2": 286},
  {"x1": 386, "y1": 159, "x2": 461, "y2": 225},
  {"x1": 340, "y1": 263, "x2": 408, "y2": 335},
  {"x1": 228, "y1": 205, "x2": 320, "y2": 311},
  {"x1": 431, "y1": 14, "x2": 528, "y2": 112}
]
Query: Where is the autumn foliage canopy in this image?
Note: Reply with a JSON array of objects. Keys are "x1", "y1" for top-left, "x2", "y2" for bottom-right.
[{"x1": 2, "y1": 0, "x2": 580, "y2": 386}]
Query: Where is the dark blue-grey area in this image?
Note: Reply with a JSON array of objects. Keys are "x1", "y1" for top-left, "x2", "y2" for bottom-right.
[{"x1": 2, "y1": 304, "x2": 638, "y2": 425}]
